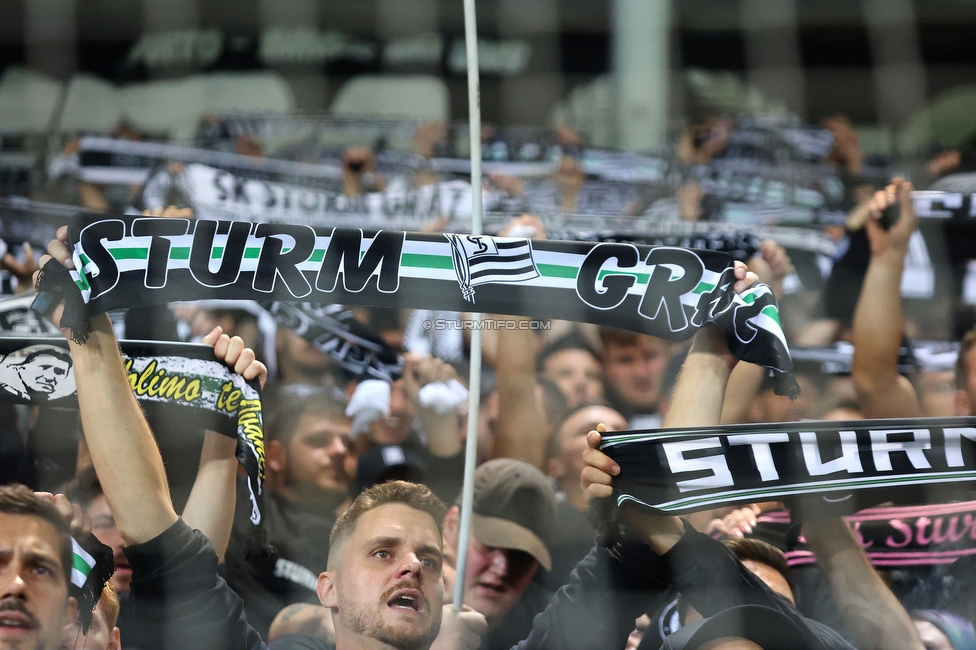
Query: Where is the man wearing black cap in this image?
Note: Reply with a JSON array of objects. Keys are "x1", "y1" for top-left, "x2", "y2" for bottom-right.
[
  {"x1": 441, "y1": 458, "x2": 557, "y2": 650},
  {"x1": 354, "y1": 444, "x2": 426, "y2": 495},
  {"x1": 660, "y1": 605, "x2": 820, "y2": 650}
]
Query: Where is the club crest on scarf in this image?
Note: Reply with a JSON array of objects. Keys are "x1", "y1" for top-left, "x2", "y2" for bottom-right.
[{"x1": 447, "y1": 234, "x2": 540, "y2": 303}]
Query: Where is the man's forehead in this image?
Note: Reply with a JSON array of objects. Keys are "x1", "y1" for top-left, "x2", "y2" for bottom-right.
[
  {"x1": 607, "y1": 335, "x2": 664, "y2": 354},
  {"x1": 296, "y1": 412, "x2": 352, "y2": 436},
  {"x1": 0, "y1": 513, "x2": 64, "y2": 560},
  {"x1": 351, "y1": 503, "x2": 441, "y2": 547},
  {"x1": 561, "y1": 406, "x2": 626, "y2": 436},
  {"x1": 546, "y1": 348, "x2": 598, "y2": 367}
]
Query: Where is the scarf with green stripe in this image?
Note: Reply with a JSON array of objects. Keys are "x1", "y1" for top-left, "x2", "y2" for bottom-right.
[
  {"x1": 69, "y1": 534, "x2": 115, "y2": 633},
  {"x1": 54, "y1": 213, "x2": 798, "y2": 396},
  {"x1": 600, "y1": 416, "x2": 976, "y2": 519}
]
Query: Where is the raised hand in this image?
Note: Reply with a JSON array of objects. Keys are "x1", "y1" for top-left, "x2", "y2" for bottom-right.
[
  {"x1": 864, "y1": 177, "x2": 917, "y2": 258},
  {"x1": 202, "y1": 326, "x2": 267, "y2": 388},
  {"x1": 430, "y1": 605, "x2": 488, "y2": 650}
]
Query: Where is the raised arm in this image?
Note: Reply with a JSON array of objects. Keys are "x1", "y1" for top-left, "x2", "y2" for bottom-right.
[
  {"x1": 582, "y1": 262, "x2": 757, "y2": 555},
  {"x1": 36, "y1": 227, "x2": 176, "y2": 544},
  {"x1": 181, "y1": 326, "x2": 267, "y2": 562},
  {"x1": 850, "y1": 178, "x2": 922, "y2": 418},
  {"x1": 37, "y1": 231, "x2": 265, "y2": 547},
  {"x1": 721, "y1": 240, "x2": 793, "y2": 425},
  {"x1": 491, "y1": 215, "x2": 549, "y2": 466},
  {"x1": 803, "y1": 517, "x2": 923, "y2": 650},
  {"x1": 401, "y1": 353, "x2": 465, "y2": 458},
  {"x1": 63, "y1": 311, "x2": 178, "y2": 545},
  {"x1": 493, "y1": 315, "x2": 548, "y2": 466}
]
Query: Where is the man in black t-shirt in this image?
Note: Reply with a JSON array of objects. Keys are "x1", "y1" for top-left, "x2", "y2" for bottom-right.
[{"x1": 224, "y1": 391, "x2": 353, "y2": 638}]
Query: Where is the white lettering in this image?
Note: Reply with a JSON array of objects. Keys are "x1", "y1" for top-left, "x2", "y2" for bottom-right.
[
  {"x1": 870, "y1": 429, "x2": 932, "y2": 472},
  {"x1": 943, "y1": 427, "x2": 976, "y2": 467},
  {"x1": 273, "y1": 558, "x2": 318, "y2": 592},
  {"x1": 728, "y1": 433, "x2": 790, "y2": 481},
  {"x1": 663, "y1": 438, "x2": 734, "y2": 493},
  {"x1": 801, "y1": 431, "x2": 863, "y2": 475}
]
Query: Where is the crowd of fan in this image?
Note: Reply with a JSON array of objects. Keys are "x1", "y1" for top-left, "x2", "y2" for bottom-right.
[{"x1": 3, "y1": 114, "x2": 976, "y2": 650}]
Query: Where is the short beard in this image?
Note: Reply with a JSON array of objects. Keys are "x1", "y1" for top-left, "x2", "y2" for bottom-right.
[{"x1": 338, "y1": 582, "x2": 441, "y2": 650}]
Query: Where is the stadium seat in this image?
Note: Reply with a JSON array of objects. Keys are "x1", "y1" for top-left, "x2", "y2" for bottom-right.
[
  {"x1": 59, "y1": 71, "x2": 295, "y2": 140},
  {"x1": 0, "y1": 67, "x2": 65, "y2": 133},
  {"x1": 330, "y1": 74, "x2": 449, "y2": 123}
]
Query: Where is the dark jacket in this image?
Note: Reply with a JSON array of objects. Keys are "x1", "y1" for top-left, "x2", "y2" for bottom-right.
[
  {"x1": 123, "y1": 518, "x2": 268, "y2": 650},
  {"x1": 643, "y1": 527, "x2": 855, "y2": 650}
]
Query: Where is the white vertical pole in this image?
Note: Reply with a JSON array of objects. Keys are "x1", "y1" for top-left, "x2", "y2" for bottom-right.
[
  {"x1": 453, "y1": 0, "x2": 484, "y2": 612},
  {"x1": 612, "y1": 0, "x2": 671, "y2": 150}
]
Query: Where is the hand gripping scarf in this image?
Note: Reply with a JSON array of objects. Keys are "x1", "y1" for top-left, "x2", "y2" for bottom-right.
[{"x1": 38, "y1": 212, "x2": 799, "y2": 396}]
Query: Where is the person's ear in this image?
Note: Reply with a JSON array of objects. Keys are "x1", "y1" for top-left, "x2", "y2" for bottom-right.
[
  {"x1": 545, "y1": 457, "x2": 565, "y2": 481},
  {"x1": 267, "y1": 439, "x2": 286, "y2": 475},
  {"x1": 66, "y1": 596, "x2": 78, "y2": 627},
  {"x1": 955, "y1": 389, "x2": 971, "y2": 417},
  {"x1": 318, "y1": 572, "x2": 338, "y2": 610},
  {"x1": 442, "y1": 506, "x2": 460, "y2": 552},
  {"x1": 108, "y1": 627, "x2": 121, "y2": 650}
]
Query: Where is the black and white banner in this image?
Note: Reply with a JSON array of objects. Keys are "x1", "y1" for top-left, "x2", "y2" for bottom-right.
[
  {"x1": 601, "y1": 417, "x2": 976, "y2": 516},
  {"x1": 262, "y1": 301, "x2": 404, "y2": 381},
  {"x1": 0, "y1": 337, "x2": 267, "y2": 531},
  {"x1": 63, "y1": 136, "x2": 345, "y2": 187},
  {"x1": 141, "y1": 163, "x2": 496, "y2": 225},
  {"x1": 59, "y1": 213, "x2": 798, "y2": 392}
]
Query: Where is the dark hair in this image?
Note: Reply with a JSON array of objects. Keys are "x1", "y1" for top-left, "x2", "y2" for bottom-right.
[
  {"x1": 956, "y1": 328, "x2": 976, "y2": 390},
  {"x1": 597, "y1": 326, "x2": 641, "y2": 350},
  {"x1": 329, "y1": 481, "x2": 446, "y2": 567},
  {"x1": 267, "y1": 391, "x2": 349, "y2": 445},
  {"x1": 17, "y1": 348, "x2": 72, "y2": 369},
  {"x1": 722, "y1": 536, "x2": 790, "y2": 580},
  {"x1": 537, "y1": 331, "x2": 600, "y2": 372},
  {"x1": 60, "y1": 465, "x2": 104, "y2": 511},
  {"x1": 0, "y1": 484, "x2": 73, "y2": 586}
]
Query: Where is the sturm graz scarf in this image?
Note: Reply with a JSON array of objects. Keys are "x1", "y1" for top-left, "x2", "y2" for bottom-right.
[
  {"x1": 0, "y1": 338, "x2": 267, "y2": 532},
  {"x1": 600, "y1": 416, "x2": 976, "y2": 517},
  {"x1": 57, "y1": 213, "x2": 798, "y2": 394},
  {"x1": 262, "y1": 301, "x2": 404, "y2": 380}
]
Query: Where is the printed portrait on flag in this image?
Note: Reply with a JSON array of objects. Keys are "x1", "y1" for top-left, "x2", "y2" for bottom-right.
[{"x1": 0, "y1": 344, "x2": 75, "y2": 402}]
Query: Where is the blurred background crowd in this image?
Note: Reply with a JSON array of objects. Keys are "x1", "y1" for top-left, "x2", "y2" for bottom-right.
[{"x1": 5, "y1": 1, "x2": 976, "y2": 649}]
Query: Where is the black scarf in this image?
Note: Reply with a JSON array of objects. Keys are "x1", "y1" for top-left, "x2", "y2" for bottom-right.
[
  {"x1": 0, "y1": 337, "x2": 266, "y2": 537},
  {"x1": 51, "y1": 213, "x2": 799, "y2": 395},
  {"x1": 601, "y1": 416, "x2": 976, "y2": 519}
]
